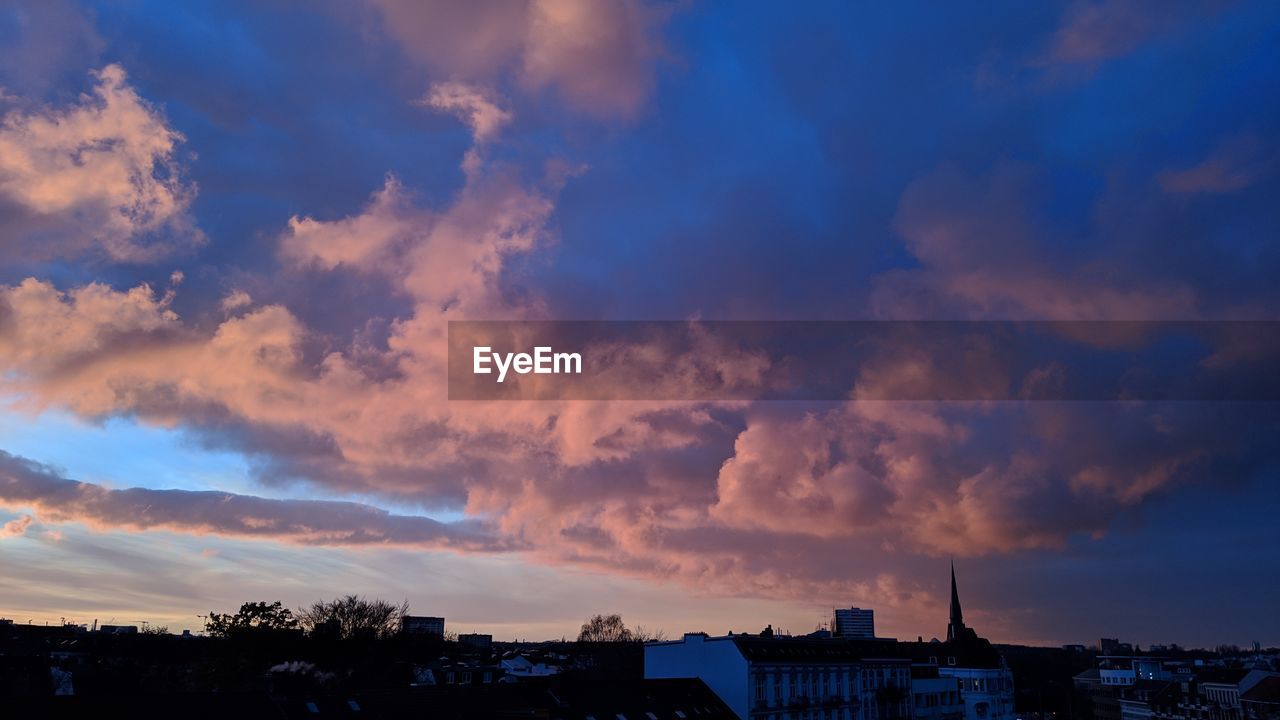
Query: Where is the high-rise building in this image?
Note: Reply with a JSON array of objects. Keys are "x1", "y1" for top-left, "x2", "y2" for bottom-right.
[
  {"x1": 402, "y1": 615, "x2": 445, "y2": 636},
  {"x1": 833, "y1": 607, "x2": 876, "y2": 639}
]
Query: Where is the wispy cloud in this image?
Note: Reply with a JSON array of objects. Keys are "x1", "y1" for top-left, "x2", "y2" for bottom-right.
[{"x1": 0, "y1": 450, "x2": 513, "y2": 551}]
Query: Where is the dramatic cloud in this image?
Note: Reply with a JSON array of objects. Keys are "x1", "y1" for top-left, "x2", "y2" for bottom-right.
[
  {"x1": 368, "y1": 0, "x2": 669, "y2": 117},
  {"x1": 2, "y1": 0, "x2": 1278, "y2": 644},
  {"x1": 0, "y1": 65, "x2": 197, "y2": 261}
]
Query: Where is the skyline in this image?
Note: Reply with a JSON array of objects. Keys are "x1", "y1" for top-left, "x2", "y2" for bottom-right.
[{"x1": 2, "y1": 0, "x2": 1280, "y2": 648}]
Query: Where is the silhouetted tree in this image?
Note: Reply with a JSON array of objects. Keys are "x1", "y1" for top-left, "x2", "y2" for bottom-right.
[
  {"x1": 298, "y1": 595, "x2": 408, "y2": 640},
  {"x1": 205, "y1": 601, "x2": 298, "y2": 637},
  {"x1": 578, "y1": 613, "x2": 632, "y2": 642},
  {"x1": 576, "y1": 614, "x2": 665, "y2": 642}
]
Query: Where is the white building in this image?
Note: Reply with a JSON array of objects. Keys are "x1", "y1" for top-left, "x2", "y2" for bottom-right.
[
  {"x1": 500, "y1": 655, "x2": 560, "y2": 678},
  {"x1": 912, "y1": 674, "x2": 965, "y2": 720},
  {"x1": 834, "y1": 608, "x2": 876, "y2": 639},
  {"x1": 934, "y1": 665, "x2": 1014, "y2": 720},
  {"x1": 645, "y1": 632, "x2": 912, "y2": 720}
]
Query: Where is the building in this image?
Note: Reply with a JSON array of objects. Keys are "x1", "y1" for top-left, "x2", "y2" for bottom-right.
[
  {"x1": 1075, "y1": 656, "x2": 1182, "y2": 720},
  {"x1": 499, "y1": 654, "x2": 560, "y2": 678},
  {"x1": 401, "y1": 616, "x2": 445, "y2": 637},
  {"x1": 1118, "y1": 680, "x2": 1168, "y2": 720},
  {"x1": 929, "y1": 564, "x2": 1015, "y2": 720},
  {"x1": 458, "y1": 633, "x2": 492, "y2": 652},
  {"x1": 912, "y1": 668, "x2": 964, "y2": 720},
  {"x1": 945, "y1": 564, "x2": 977, "y2": 644},
  {"x1": 645, "y1": 564, "x2": 1012, "y2": 720},
  {"x1": 1078, "y1": 656, "x2": 1279, "y2": 720},
  {"x1": 645, "y1": 632, "x2": 911, "y2": 720},
  {"x1": 1151, "y1": 671, "x2": 1279, "y2": 720},
  {"x1": 1243, "y1": 676, "x2": 1280, "y2": 720},
  {"x1": 834, "y1": 608, "x2": 877, "y2": 640}
]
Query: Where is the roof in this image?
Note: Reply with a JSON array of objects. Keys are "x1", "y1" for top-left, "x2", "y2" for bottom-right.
[
  {"x1": 720, "y1": 635, "x2": 1002, "y2": 669},
  {"x1": 1243, "y1": 676, "x2": 1280, "y2": 705},
  {"x1": 1198, "y1": 668, "x2": 1252, "y2": 686},
  {"x1": 731, "y1": 636, "x2": 909, "y2": 664}
]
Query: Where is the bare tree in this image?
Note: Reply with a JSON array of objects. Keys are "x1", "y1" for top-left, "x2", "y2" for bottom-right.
[
  {"x1": 298, "y1": 595, "x2": 408, "y2": 640},
  {"x1": 632, "y1": 625, "x2": 667, "y2": 642},
  {"x1": 577, "y1": 613, "x2": 636, "y2": 642}
]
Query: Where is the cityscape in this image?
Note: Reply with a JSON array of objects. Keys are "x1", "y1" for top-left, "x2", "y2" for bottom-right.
[{"x1": 3, "y1": 565, "x2": 1277, "y2": 718}]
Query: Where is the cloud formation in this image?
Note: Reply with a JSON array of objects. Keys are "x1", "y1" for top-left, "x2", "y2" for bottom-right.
[
  {"x1": 0, "y1": 65, "x2": 197, "y2": 261},
  {"x1": 368, "y1": 0, "x2": 668, "y2": 118}
]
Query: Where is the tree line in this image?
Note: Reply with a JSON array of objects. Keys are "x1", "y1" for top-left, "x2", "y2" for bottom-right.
[
  {"x1": 205, "y1": 596, "x2": 409, "y2": 641},
  {"x1": 205, "y1": 599, "x2": 664, "y2": 644}
]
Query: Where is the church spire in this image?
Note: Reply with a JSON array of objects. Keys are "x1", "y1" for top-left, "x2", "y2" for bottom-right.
[
  {"x1": 950, "y1": 560, "x2": 963, "y2": 627},
  {"x1": 947, "y1": 560, "x2": 966, "y2": 642}
]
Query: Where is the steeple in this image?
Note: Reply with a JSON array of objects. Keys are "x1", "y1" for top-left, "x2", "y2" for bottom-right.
[
  {"x1": 947, "y1": 560, "x2": 967, "y2": 642},
  {"x1": 949, "y1": 560, "x2": 963, "y2": 628}
]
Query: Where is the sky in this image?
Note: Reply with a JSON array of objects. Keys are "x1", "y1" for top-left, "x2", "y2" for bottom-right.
[{"x1": 1, "y1": 0, "x2": 1279, "y2": 647}]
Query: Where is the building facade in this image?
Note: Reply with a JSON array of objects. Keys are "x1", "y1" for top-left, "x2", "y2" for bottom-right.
[
  {"x1": 647, "y1": 566, "x2": 1013, "y2": 720},
  {"x1": 645, "y1": 632, "x2": 912, "y2": 720},
  {"x1": 834, "y1": 609, "x2": 876, "y2": 640}
]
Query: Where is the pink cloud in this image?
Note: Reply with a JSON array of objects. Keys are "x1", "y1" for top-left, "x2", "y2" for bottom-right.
[
  {"x1": 420, "y1": 82, "x2": 512, "y2": 144},
  {"x1": 368, "y1": 0, "x2": 670, "y2": 118},
  {"x1": 3, "y1": 513, "x2": 34, "y2": 537},
  {"x1": 0, "y1": 65, "x2": 199, "y2": 261},
  {"x1": 520, "y1": 0, "x2": 667, "y2": 118},
  {"x1": 0, "y1": 70, "x2": 1257, "y2": 624}
]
